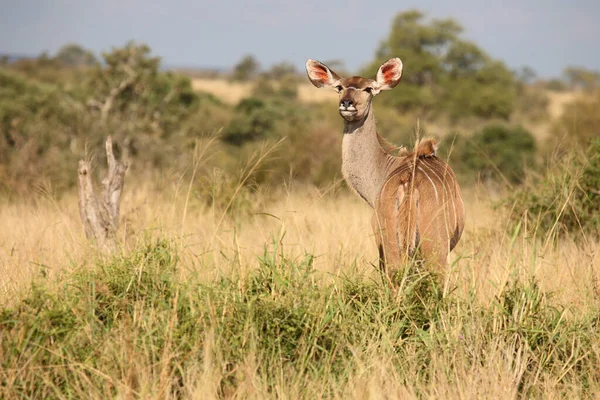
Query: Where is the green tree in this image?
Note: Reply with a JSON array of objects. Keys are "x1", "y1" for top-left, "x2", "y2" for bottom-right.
[
  {"x1": 544, "y1": 78, "x2": 567, "y2": 92},
  {"x1": 232, "y1": 54, "x2": 260, "y2": 81},
  {"x1": 563, "y1": 66, "x2": 600, "y2": 91},
  {"x1": 514, "y1": 66, "x2": 537, "y2": 85},
  {"x1": 264, "y1": 61, "x2": 298, "y2": 81},
  {"x1": 83, "y1": 42, "x2": 198, "y2": 133},
  {"x1": 363, "y1": 10, "x2": 517, "y2": 119},
  {"x1": 55, "y1": 43, "x2": 97, "y2": 67},
  {"x1": 0, "y1": 42, "x2": 208, "y2": 195}
]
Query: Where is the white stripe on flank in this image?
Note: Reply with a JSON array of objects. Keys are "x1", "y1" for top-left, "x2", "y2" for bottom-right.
[
  {"x1": 417, "y1": 166, "x2": 438, "y2": 203},
  {"x1": 420, "y1": 161, "x2": 452, "y2": 251},
  {"x1": 421, "y1": 160, "x2": 457, "y2": 229}
]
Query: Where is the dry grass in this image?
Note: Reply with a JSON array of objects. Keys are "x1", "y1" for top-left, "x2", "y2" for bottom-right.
[
  {"x1": 1, "y1": 164, "x2": 599, "y2": 398},
  {"x1": 192, "y1": 78, "x2": 339, "y2": 104},
  {"x1": 547, "y1": 91, "x2": 578, "y2": 120},
  {"x1": 191, "y1": 79, "x2": 254, "y2": 104},
  {"x1": 0, "y1": 184, "x2": 376, "y2": 304}
]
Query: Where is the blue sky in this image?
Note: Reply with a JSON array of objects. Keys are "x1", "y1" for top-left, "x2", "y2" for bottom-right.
[{"x1": 2, "y1": 0, "x2": 599, "y2": 78}]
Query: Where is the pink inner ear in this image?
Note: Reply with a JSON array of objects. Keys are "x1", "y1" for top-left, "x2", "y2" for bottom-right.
[
  {"x1": 313, "y1": 65, "x2": 329, "y2": 82},
  {"x1": 381, "y1": 63, "x2": 397, "y2": 83}
]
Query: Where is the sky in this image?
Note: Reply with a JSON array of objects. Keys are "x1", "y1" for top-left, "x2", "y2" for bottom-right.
[{"x1": 2, "y1": 0, "x2": 599, "y2": 78}]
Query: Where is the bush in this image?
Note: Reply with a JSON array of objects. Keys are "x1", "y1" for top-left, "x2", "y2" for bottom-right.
[
  {"x1": 506, "y1": 138, "x2": 600, "y2": 239},
  {"x1": 447, "y1": 124, "x2": 537, "y2": 184},
  {"x1": 0, "y1": 68, "x2": 82, "y2": 195},
  {"x1": 552, "y1": 90, "x2": 600, "y2": 148},
  {"x1": 223, "y1": 97, "x2": 283, "y2": 145},
  {"x1": 0, "y1": 43, "x2": 231, "y2": 197}
]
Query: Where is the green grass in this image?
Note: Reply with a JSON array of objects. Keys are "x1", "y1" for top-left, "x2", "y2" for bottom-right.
[{"x1": 1, "y1": 238, "x2": 599, "y2": 398}]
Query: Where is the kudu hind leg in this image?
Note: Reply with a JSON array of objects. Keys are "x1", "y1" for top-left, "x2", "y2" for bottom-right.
[
  {"x1": 371, "y1": 211, "x2": 405, "y2": 281},
  {"x1": 371, "y1": 212, "x2": 386, "y2": 271},
  {"x1": 415, "y1": 230, "x2": 448, "y2": 272}
]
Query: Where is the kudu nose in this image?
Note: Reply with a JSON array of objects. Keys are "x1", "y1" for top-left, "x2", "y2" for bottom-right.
[{"x1": 340, "y1": 100, "x2": 353, "y2": 109}]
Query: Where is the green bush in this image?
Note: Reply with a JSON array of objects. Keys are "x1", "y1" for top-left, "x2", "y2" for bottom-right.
[
  {"x1": 0, "y1": 43, "x2": 231, "y2": 196},
  {"x1": 447, "y1": 124, "x2": 537, "y2": 184},
  {"x1": 0, "y1": 68, "x2": 82, "y2": 195},
  {"x1": 506, "y1": 138, "x2": 600, "y2": 239},
  {"x1": 223, "y1": 97, "x2": 282, "y2": 145}
]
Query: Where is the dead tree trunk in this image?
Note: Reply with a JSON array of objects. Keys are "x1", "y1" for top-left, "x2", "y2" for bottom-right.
[{"x1": 77, "y1": 136, "x2": 128, "y2": 253}]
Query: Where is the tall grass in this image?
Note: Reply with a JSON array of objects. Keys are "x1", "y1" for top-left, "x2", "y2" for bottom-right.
[{"x1": 1, "y1": 169, "x2": 599, "y2": 398}]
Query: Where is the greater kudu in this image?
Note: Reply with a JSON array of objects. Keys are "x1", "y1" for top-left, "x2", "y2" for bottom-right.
[{"x1": 305, "y1": 58, "x2": 465, "y2": 278}]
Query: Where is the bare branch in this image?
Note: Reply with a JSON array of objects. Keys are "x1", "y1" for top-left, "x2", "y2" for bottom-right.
[{"x1": 77, "y1": 136, "x2": 128, "y2": 253}]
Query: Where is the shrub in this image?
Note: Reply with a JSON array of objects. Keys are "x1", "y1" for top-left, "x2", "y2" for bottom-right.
[
  {"x1": 506, "y1": 138, "x2": 600, "y2": 239},
  {"x1": 552, "y1": 89, "x2": 600, "y2": 148},
  {"x1": 0, "y1": 43, "x2": 230, "y2": 197},
  {"x1": 223, "y1": 97, "x2": 282, "y2": 145},
  {"x1": 447, "y1": 124, "x2": 537, "y2": 185},
  {"x1": 0, "y1": 68, "x2": 81, "y2": 195}
]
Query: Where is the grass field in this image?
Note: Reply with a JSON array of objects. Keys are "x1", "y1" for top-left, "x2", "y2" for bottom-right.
[{"x1": 1, "y1": 162, "x2": 599, "y2": 398}]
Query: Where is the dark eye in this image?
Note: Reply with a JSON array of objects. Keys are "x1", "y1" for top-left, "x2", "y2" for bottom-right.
[
  {"x1": 335, "y1": 85, "x2": 343, "y2": 92},
  {"x1": 365, "y1": 87, "x2": 373, "y2": 94}
]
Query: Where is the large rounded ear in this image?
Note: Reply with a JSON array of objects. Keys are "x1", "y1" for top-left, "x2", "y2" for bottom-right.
[
  {"x1": 305, "y1": 59, "x2": 341, "y2": 88},
  {"x1": 375, "y1": 58, "x2": 403, "y2": 91}
]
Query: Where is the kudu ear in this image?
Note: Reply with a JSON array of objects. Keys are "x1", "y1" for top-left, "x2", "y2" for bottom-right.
[
  {"x1": 305, "y1": 59, "x2": 341, "y2": 88},
  {"x1": 374, "y1": 58, "x2": 403, "y2": 91}
]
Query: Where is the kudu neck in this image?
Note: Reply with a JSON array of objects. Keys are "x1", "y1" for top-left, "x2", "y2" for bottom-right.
[{"x1": 341, "y1": 106, "x2": 393, "y2": 207}]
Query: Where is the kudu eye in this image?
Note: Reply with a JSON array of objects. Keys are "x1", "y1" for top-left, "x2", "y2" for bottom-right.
[
  {"x1": 364, "y1": 87, "x2": 373, "y2": 94},
  {"x1": 335, "y1": 85, "x2": 343, "y2": 92}
]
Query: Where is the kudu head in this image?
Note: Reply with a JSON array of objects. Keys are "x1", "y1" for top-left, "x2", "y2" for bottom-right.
[{"x1": 305, "y1": 58, "x2": 403, "y2": 122}]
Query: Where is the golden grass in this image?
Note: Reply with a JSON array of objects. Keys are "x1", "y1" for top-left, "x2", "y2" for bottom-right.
[
  {"x1": 2, "y1": 177, "x2": 598, "y2": 310},
  {"x1": 547, "y1": 90, "x2": 578, "y2": 120},
  {"x1": 0, "y1": 185, "x2": 376, "y2": 304},
  {"x1": 2, "y1": 170, "x2": 599, "y2": 398},
  {"x1": 191, "y1": 79, "x2": 253, "y2": 104},
  {"x1": 192, "y1": 78, "x2": 339, "y2": 104}
]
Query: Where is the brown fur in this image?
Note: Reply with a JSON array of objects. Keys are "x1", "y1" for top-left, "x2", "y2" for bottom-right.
[
  {"x1": 373, "y1": 153, "x2": 464, "y2": 273},
  {"x1": 306, "y1": 58, "x2": 465, "y2": 278}
]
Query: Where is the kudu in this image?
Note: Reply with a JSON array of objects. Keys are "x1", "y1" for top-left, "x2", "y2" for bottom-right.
[{"x1": 305, "y1": 58, "x2": 465, "y2": 277}]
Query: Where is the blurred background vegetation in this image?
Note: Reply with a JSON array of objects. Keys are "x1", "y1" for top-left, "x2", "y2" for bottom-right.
[{"x1": 1, "y1": 10, "x2": 598, "y2": 233}]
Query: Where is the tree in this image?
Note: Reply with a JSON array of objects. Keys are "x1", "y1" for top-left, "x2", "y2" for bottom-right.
[
  {"x1": 232, "y1": 54, "x2": 260, "y2": 81},
  {"x1": 366, "y1": 10, "x2": 462, "y2": 85},
  {"x1": 55, "y1": 43, "x2": 97, "y2": 67},
  {"x1": 514, "y1": 66, "x2": 537, "y2": 85},
  {"x1": 362, "y1": 9, "x2": 517, "y2": 119},
  {"x1": 563, "y1": 67, "x2": 600, "y2": 91},
  {"x1": 84, "y1": 42, "x2": 198, "y2": 130},
  {"x1": 264, "y1": 61, "x2": 297, "y2": 80}
]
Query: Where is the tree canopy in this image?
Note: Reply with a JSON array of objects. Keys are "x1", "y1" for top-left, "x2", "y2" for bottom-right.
[
  {"x1": 363, "y1": 10, "x2": 517, "y2": 120},
  {"x1": 232, "y1": 55, "x2": 260, "y2": 81},
  {"x1": 55, "y1": 44, "x2": 97, "y2": 67}
]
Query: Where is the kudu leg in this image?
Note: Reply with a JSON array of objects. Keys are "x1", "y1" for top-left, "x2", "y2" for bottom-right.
[{"x1": 371, "y1": 211, "x2": 407, "y2": 280}]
